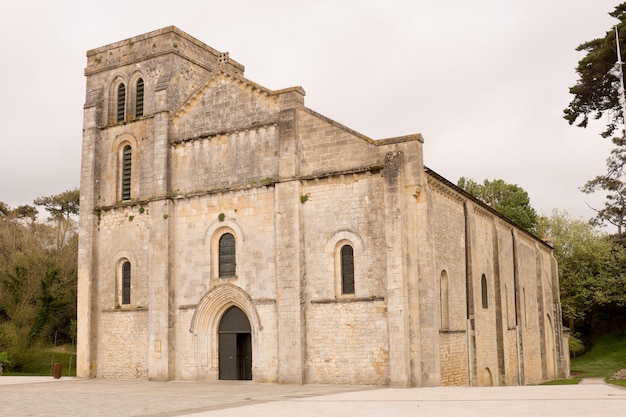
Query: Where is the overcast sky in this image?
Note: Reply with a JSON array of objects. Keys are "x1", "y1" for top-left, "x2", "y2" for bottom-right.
[{"x1": 0, "y1": 1, "x2": 621, "y2": 229}]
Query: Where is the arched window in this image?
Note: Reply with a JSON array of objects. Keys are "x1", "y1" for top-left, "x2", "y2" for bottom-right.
[
  {"x1": 121, "y1": 261, "x2": 131, "y2": 305},
  {"x1": 116, "y1": 83, "x2": 126, "y2": 123},
  {"x1": 135, "y1": 78, "x2": 144, "y2": 118},
  {"x1": 340, "y1": 244, "x2": 354, "y2": 294},
  {"x1": 440, "y1": 270, "x2": 449, "y2": 329},
  {"x1": 219, "y1": 233, "x2": 236, "y2": 278},
  {"x1": 327, "y1": 232, "x2": 363, "y2": 298},
  {"x1": 121, "y1": 145, "x2": 132, "y2": 201},
  {"x1": 481, "y1": 274, "x2": 488, "y2": 309}
]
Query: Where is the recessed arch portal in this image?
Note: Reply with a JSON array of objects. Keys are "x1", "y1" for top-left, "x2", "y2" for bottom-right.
[{"x1": 189, "y1": 284, "x2": 260, "y2": 380}]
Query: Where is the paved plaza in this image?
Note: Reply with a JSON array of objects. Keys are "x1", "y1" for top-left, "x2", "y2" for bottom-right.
[{"x1": 1, "y1": 376, "x2": 624, "y2": 417}]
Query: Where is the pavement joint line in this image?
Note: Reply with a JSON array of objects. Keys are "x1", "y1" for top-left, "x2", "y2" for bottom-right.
[{"x1": 135, "y1": 399, "x2": 273, "y2": 417}]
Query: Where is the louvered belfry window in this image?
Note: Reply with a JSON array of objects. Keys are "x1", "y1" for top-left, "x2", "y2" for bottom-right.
[
  {"x1": 121, "y1": 145, "x2": 132, "y2": 201},
  {"x1": 341, "y1": 245, "x2": 355, "y2": 294},
  {"x1": 219, "y1": 233, "x2": 236, "y2": 278},
  {"x1": 122, "y1": 261, "x2": 131, "y2": 305},
  {"x1": 117, "y1": 83, "x2": 126, "y2": 122},
  {"x1": 135, "y1": 78, "x2": 144, "y2": 118}
]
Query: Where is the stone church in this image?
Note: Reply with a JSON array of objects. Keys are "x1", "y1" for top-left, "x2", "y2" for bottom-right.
[{"x1": 77, "y1": 26, "x2": 570, "y2": 387}]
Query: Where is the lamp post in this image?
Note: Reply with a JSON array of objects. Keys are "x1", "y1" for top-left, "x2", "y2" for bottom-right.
[{"x1": 615, "y1": 26, "x2": 626, "y2": 136}]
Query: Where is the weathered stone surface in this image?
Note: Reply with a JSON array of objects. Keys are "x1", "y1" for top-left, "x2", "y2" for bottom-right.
[{"x1": 77, "y1": 26, "x2": 569, "y2": 387}]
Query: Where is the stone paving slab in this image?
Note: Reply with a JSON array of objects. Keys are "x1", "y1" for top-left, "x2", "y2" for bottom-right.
[
  {"x1": 0, "y1": 376, "x2": 76, "y2": 385},
  {"x1": 579, "y1": 377, "x2": 607, "y2": 384},
  {"x1": 0, "y1": 378, "x2": 368, "y2": 417},
  {"x1": 186, "y1": 383, "x2": 626, "y2": 417},
  {"x1": 0, "y1": 377, "x2": 624, "y2": 417}
]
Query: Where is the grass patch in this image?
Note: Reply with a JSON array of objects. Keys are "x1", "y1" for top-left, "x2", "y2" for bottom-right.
[
  {"x1": 3, "y1": 345, "x2": 76, "y2": 377},
  {"x1": 608, "y1": 379, "x2": 626, "y2": 388},
  {"x1": 540, "y1": 378, "x2": 582, "y2": 385},
  {"x1": 542, "y1": 332, "x2": 626, "y2": 385},
  {"x1": 570, "y1": 332, "x2": 626, "y2": 378}
]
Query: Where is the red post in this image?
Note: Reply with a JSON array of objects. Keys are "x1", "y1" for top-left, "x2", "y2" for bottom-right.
[{"x1": 53, "y1": 363, "x2": 62, "y2": 379}]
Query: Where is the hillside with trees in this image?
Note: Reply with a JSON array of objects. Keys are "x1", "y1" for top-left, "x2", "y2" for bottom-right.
[{"x1": 0, "y1": 190, "x2": 78, "y2": 372}]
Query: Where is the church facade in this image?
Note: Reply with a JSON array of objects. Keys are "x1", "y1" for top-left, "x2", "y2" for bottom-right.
[{"x1": 77, "y1": 26, "x2": 569, "y2": 387}]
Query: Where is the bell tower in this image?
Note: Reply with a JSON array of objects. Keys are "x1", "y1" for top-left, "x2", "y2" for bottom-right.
[{"x1": 76, "y1": 26, "x2": 244, "y2": 379}]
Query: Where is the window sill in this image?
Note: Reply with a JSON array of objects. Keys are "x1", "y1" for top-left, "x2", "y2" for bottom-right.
[
  {"x1": 439, "y1": 329, "x2": 466, "y2": 334},
  {"x1": 311, "y1": 296, "x2": 385, "y2": 304},
  {"x1": 218, "y1": 275, "x2": 238, "y2": 280},
  {"x1": 102, "y1": 306, "x2": 149, "y2": 313}
]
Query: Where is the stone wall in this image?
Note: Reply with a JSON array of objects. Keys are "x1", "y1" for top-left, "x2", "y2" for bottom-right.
[
  {"x1": 171, "y1": 74, "x2": 278, "y2": 142},
  {"x1": 168, "y1": 187, "x2": 278, "y2": 382},
  {"x1": 427, "y1": 171, "x2": 564, "y2": 386},
  {"x1": 98, "y1": 310, "x2": 148, "y2": 378},
  {"x1": 296, "y1": 110, "x2": 387, "y2": 177},
  {"x1": 430, "y1": 180, "x2": 468, "y2": 332},
  {"x1": 306, "y1": 300, "x2": 389, "y2": 384},
  {"x1": 301, "y1": 174, "x2": 387, "y2": 301},
  {"x1": 96, "y1": 206, "x2": 151, "y2": 310},
  {"x1": 439, "y1": 331, "x2": 469, "y2": 386},
  {"x1": 169, "y1": 188, "x2": 277, "y2": 302},
  {"x1": 170, "y1": 126, "x2": 279, "y2": 195}
]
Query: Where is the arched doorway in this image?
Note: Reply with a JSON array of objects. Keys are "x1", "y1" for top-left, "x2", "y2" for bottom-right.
[{"x1": 218, "y1": 306, "x2": 252, "y2": 380}]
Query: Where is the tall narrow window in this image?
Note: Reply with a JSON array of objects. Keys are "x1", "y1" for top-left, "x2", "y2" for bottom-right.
[
  {"x1": 219, "y1": 233, "x2": 236, "y2": 278},
  {"x1": 135, "y1": 78, "x2": 144, "y2": 118},
  {"x1": 505, "y1": 284, "x2": 513, "y2": 328},
  {"x1": 481, "y1": 274, "x2": 488, "y2": 309},
  {"x1": 440, "y1": 270, "x2": 449, "y2": 329},
  {"x1": 117, "y1": 83, "x2": 126, "y2": 122},
  {"x1": 121, "y1": 145, "x2": 132, "y2": 201},
  {"x1": 340, "y1": 245, "x2": 354, "y2": 294},
  {"x1": 523, "y1": 287, "x2": 528, "y2": 328},
  {"x1": 122, "y1": 261, "x2": 131, "y2": 305}
]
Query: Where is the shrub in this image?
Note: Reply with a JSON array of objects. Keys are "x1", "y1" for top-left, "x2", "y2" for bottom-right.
[
  {"x1": 0, "y1": 351, "x2": 10, "y2": 370},
  {"x1": 569, "y1": 333, "x2": 586, "y2": 357}
]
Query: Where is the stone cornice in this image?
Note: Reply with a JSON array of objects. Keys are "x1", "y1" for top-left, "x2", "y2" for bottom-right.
[
  {"x1": 170, "y1": 123, "x2": 277, "y2": 146},
  {"x1": 85, "y1": 26, "x2": 244, "y2": 77},
  {"x1": 425, "y1": 167, "x2": 552, "y2": 249},
  {"x1": 301, "y1": 106, "x2": 423, "y2": 146}
]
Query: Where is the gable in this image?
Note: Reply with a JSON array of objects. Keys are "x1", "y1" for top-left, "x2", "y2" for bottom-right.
[{"x1": 171, "y1": 72, "x2": 280, "y2": 141}]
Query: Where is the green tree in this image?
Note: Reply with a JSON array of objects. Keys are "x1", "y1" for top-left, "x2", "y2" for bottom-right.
[
  {"x1": 457, "y1": 177, "x2": 538, "y2": 232},
  {"x1": 564, "y1": 3, "x2": 626, "y2": 138},
  {"x1": 34, "y1": 188, "x2": 79, "y2": 250},
  {"x1": 565, "y1": 3, "x2": 626, "y2": 235},
  {"x1": 580, "y1": 142, "x2": 626, "y2": 237},
  {"x1": 12, "y1": 205, "x2": 38, "y2": 224},
  {"x1": 33, "y1": 189, "x2": 79, "y2": 222},
  {"x1": 536, "y1": 211, "x2": 626, "y2": 335},
  {"x1": 0, "y1": 192, "x2": 78, "y2": 372}
]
